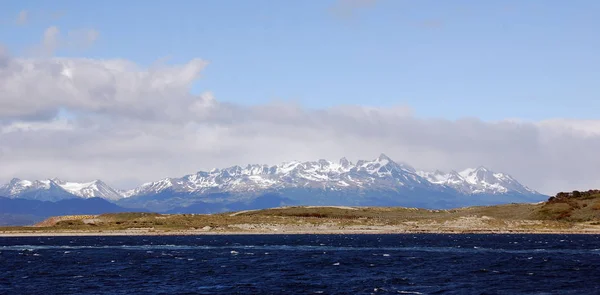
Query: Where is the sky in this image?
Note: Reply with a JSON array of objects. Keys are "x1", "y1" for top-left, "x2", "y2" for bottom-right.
[{"x1": 0, "y1": 0, "x2": 599, "y2": 194}]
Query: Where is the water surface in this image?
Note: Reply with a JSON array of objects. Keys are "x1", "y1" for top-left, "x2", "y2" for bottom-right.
[{"x1": 1, "y1": 234, "x2": 599, "y2": 294}]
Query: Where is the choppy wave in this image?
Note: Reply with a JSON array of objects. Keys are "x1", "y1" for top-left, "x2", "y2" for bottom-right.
[
  {"x1": 2, "y1": 244, "x2": 600, "y2": 256},
  {"x1": 1, "y1": 234, "x2": 599, "y2": 294}
]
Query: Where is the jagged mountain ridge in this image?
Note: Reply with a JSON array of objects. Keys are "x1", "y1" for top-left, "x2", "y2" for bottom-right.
[
  {"x1": 416, "y1": 167, "x2": 536, "y2": 195},
  {"x1": 125, "y1": 154, "x2": 445, "y2": 198},
  {"x1": 0, "y1": 178, "x2": 123, "y2": 201},
  {"x1": 1, "y1": 154, "x2": 541, "y2": 206}
]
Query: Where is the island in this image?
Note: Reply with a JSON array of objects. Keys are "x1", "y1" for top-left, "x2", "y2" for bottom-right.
[{"x1": 2, "y1": 190, "x2": 600, "y2": 236}]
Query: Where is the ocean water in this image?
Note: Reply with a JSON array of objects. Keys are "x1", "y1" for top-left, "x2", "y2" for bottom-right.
[{"x1": 1, "y1": 234, "x2": 599, "y2": 294}]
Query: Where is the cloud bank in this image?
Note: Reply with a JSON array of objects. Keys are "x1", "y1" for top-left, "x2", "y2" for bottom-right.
[{"x1": 0, "y1": 41, "x2": 598, "y2": 195}]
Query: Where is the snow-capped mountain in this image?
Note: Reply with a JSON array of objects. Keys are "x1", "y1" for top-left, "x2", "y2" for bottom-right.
[
  {"x1": 0, "y1": 154, "x2": 546, "y2": 210},
  {"x1": 53, "y1": 179, "x2": 124, "y2": 201},
  {"x1": 127, "y1": 154, "x2": 537, "y2": 198},
  {"x1": 0, "y1": 179, "x2": 75, "y2": 202},
  {"x1": 124, "y1": 154, "x2": 447, "y2": 198},
  {"x1": 417, "y1": 167, "x2": 538, "y2": 195},
  {"x1": 0, "y1": 178, "x2": 122, "y2": 201}
]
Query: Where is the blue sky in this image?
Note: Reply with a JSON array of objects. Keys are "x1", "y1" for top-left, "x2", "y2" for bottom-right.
[
  {"x1": 3, "y1": 1, "x2": 600, "y2": 193},
  {"x1": 1, "y1": 0, "x2": 599, "y2": 121}
]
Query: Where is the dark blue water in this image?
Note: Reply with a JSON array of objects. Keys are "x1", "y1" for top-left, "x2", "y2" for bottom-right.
[{"x1": 1, "y1": 234, "x2": 600, "y2": 294}]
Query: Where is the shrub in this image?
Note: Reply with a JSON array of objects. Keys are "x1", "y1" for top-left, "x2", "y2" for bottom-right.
[{"x1": 557, "y1": 211, "x2": 571, "y2": 220}]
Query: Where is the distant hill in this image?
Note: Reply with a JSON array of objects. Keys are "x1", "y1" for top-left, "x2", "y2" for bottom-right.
[
  {"x1": 536, "y1": 190, "x2": 600, "y2": 221},
  {"x1": 20, "y1": 193, "x2": 600, "y2": 235},
  {"x1": 0, "y1": 197, "x2": 143, "y2": 226}
]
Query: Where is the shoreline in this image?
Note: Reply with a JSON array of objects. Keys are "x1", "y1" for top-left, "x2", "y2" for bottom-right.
[{"x1": 4, "y1": 203, "x2": 600, "y2": 237}]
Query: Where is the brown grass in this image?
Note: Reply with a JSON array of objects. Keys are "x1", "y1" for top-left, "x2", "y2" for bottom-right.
[{"x1": 3, "y1": 196, "x2": 600, "y2": 234}]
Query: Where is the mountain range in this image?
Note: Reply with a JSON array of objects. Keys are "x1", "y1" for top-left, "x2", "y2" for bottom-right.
[
  {"x1": 1, "y1": 154, "x2": 546, "y2": 221},
  {"x1": 0, "y1": 178, "x2": 123, "y2": 202}
]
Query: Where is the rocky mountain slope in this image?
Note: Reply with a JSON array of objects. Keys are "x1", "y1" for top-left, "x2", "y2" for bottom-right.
[
  {"x1": 1, "y1": 154, "x2": 546, "y2": 211},
  {"x1": 124, "y1": 154, "x2": 538, "y2": 197},
  {"x1": 0, "y1": 178, "x2": 123, "y2": 201}
]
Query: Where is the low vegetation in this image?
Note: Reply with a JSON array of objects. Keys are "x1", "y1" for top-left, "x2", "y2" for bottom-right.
[
  {"x1": 2, "y1": 191, "x2": 600, "y2": 234},
  {"x1": 538, "y1": 190, "x2": 600, "y2": 221}
]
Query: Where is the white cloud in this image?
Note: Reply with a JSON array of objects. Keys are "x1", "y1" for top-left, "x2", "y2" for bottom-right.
[
  {"x1": 1, "y1": 42, "x2": 599, "y2": 195},
  {"x1": 0, "y1": 54, "x2": 208, "y2": 121},
  {"x1": 538, "y1": 119, "x2": 600, "y2": 138},
  {"x1": 1, "y1": 118, "x2": 73, "y2": 133}
]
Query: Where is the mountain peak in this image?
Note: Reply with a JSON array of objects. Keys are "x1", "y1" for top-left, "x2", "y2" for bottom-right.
[
  {"x1": 8, "y1": 178, "x2": 25, "y2": 185},
  {"x1": 50, "y1": 178, "x2": 66, "y2": 185},
  {"x1": 475, "y1": 166, "x2": 489, "y2": 172},
  {"x1": 91, "y1": 179, "x2": 106, "y2": 185},
  {"x1": 376, "y1": 153, "x2": 392, "y2": 162},
  {"x1": 339, "y1": 157, "x2": 352, "y2": 168}
]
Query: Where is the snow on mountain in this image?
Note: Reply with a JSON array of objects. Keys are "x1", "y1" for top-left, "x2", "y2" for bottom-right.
[
  {"x1": 0, "y1": 178, "x2": 123, "y2": 201},
  {"x1": 127, "y1": 154, "x2": 438, "y2": 198},
  {"x1": 53, "y1": 179, "x2": 124, "y2": 201},
  {"x1": 0, "y1": 178, "x2": 76, "y2": 202},
  {"x1": 127, "y1": 154, "x2": 539, "y2": 198},
  {"x1": 0, "y1": 178, "x2": 37, "y2": 196},
  {"x1": 0, "y1": 154, "x2": 542, "y2": 203},
  {"x1": 417, "y1": 166, "x2": 537, "y2": 195},
  {"x1": 458, "y1": 167, "x2": 537, "y2": 194}
]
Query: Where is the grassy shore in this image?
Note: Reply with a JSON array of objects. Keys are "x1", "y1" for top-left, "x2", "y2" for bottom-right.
[{"x1": 2, "y1": 192, "x2": 600, "y2": 236}]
